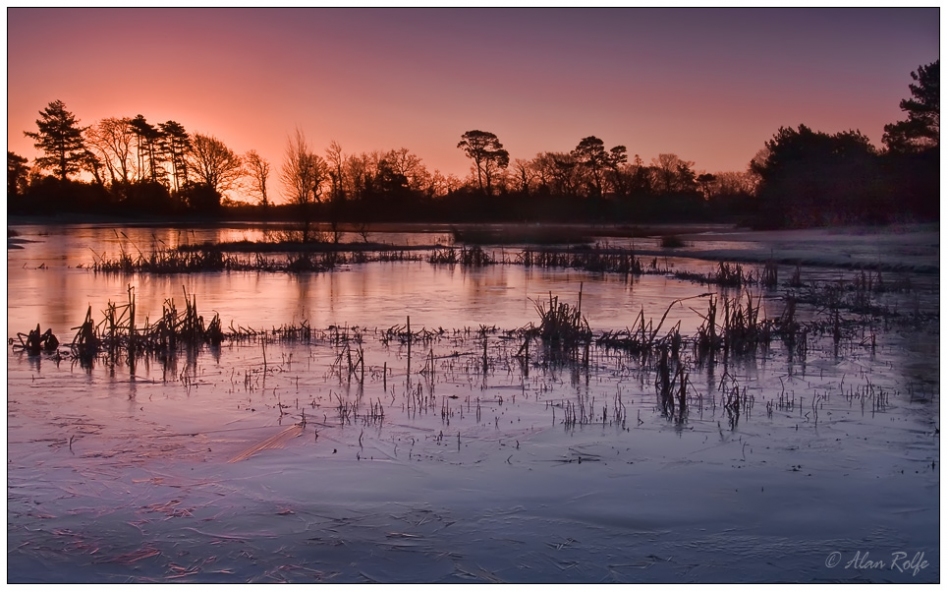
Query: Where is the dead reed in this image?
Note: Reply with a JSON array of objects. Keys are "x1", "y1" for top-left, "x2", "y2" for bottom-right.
[
  {"x1": 11, "y1": 324, "x2": 60, "y2": 355},
  {"x1": 92, "y1": 242, "x2": 419, "y2": 275},
  {"x1": 519, "y1": 246, "x2": 643, "y2": 276},
  {"x1": 56, "y1": 285, "x2": 317, "y2": 366},
  {"x1": 532, "y1": 289, "x2": 591, "y2": 348},
  {"x1": 428, "y1": 246, "x2": 496, "y2": 266},
  {"x1": 694, "y1": 292, "x2": 771, "y2": 360}
]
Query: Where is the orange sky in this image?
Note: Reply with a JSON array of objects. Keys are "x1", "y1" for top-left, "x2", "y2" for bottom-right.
[{"x1": 7, "y1": 8, "x2": 939, "y2": 204}]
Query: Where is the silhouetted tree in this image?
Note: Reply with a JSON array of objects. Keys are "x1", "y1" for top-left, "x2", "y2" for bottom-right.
[
  {"x1": 572, "y1": 136, "x2": 608, "y2": 197},
  {"x1": 650, "y1": 154, "x2": 698, "y2": 194},
  {"x1": 879, "y1": 60, "x2": 939, "y2": 220},
  {"x1": 8, "y1": 152, "x2": 29, "y2": 197},
  {"x1": 627, "y1": 155, "x2": 653, "y2": 195},
  {"x1": 281, "y1": 128, "x2": 327, "y2": 241},
  {"x1": 243, "y1": 150, "x2": 271, "y2": 211},
  {"x1": 883, "y1": 60, "x2": 939, "y2": 153},
  {"x1": 696, "y1": 173, "x2": 716, "y2": 198},
  {"x1": 159, "y1": 121, "x2": 191, "y2": 191},
  {"x1": 129, "y1": 115, "x2": 162, "y2": 183},
  {"x1": 86, "y1": 117, "x2": 135, "y2": 185},
  {"x1": 80, "y1": 149, "x2": 106, "y2": 187},
  {"x1": 752, "y1": 125, "x2": 880, "y2": 227},
  {"x1": 325, "y1": 140, "x2": 347, "y2": 204},
  {"x1": 605, "y1": 145, "x2": 629, "y2": 194},
  {"x1": 512, "y1": 158, "x2": 535, "y2": 194},
  {"x1": 383, "y1": 148, "x2": 429, "y2": 192},
  {"x1": 426, "y1": 169, "x2": 462, "y2": 197},
  {"x1": 458, "y1": 130, "x2": 509, "y2": 195},
  {"x1": 186, "y1": 133, "x2": 242, "y2": 208},
  {"x1": 23, "y1": 100, "x2": 87, "y2": 182}
]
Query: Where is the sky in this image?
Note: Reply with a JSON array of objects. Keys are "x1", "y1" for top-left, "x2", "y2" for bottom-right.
[{"x1": 6, "y1": 7, "x2": 940, "y2": 203}]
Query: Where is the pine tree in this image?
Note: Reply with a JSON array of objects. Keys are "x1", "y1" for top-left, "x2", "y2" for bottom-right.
[
  {"x1": 883, "y1": 60, "x2": 939, "y2": 153},
  {"x1": 23, "y1": 100, "x2": 87, "y2": 182}
]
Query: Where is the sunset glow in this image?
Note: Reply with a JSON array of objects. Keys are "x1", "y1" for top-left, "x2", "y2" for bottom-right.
[
  {"x1": 7, "y1": 7, "x2": 939, "y2": 204},
  {"x1": 6, "y1": 9, "x2": 942, "y2": 584}
]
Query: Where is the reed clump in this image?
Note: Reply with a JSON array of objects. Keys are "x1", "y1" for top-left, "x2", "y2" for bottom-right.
[
  {"x1": 532, "y1": 290, "x2": 591, "y2": 348},
  {"x1": 428, "y1": 246, "x2": 495, "y2": 266},
  {"x1": 597, "y1": 308, "x2": 682, "y2": 358},
  {"x1": 761, "y1": 260, "x2": 779, "y2": 289},
  {"x1": 93, "y1": 241, "x2": 419, "y2": 275},
  {"x1": 62, "y1": 286, "x2": 234, "y2": 364},
  {"x1": 11, "y1": 324, "x2": 60, "y2": 355},
  {"x1": 92, "y1": 244, "x2": 236, "y2": 274},
  {"x1": 519, "y1": 246, "x2": 642, "y2": 276},
  {"x1": 695, "y1": 292, "x2": 771, "y2": 359},
  {"x1": 655, "y1": 345, "x2": 688, "y2": 424},
  {"x1": 714, "y1": 262, "x2": 747, "y2": 287}
]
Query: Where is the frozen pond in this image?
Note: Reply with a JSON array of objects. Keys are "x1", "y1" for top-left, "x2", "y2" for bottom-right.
[{"x1": 7, "y1": 223, "x2": 940, "y2": 583}]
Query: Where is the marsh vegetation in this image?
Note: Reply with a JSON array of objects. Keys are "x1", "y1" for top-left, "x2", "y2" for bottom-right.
[{"x1": 7, "y1": 223, "x2": 939, "y2": 583}]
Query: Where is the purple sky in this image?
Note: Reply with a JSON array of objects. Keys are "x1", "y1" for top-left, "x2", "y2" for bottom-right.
[{"x1": 7, "y1": 8, "x2": 939, "y2": 201}]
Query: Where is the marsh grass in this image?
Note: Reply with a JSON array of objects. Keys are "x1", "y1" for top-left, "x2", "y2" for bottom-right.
[
  {"x1": 428, "y1": 246, "x2": 496, "y2": 266},
  {"x1": 57, "y1": 286, "x2": 316, "y2": 368},
  {"x1": 21, "y1": 271, "x2": 921, "y2": 400},
  {"x1": 92, "y1": 244, "x2": 235, "y2": 274},
  {"x1": 761, "y1": 260, "x2": 779, "y2": 289},
  {"x1": 693, "y1": 292, "x2": 772, "y2": 360},
  {"x1": 520, "y1": 246, "x2": 643, "y2": 276},
  {"x1": 93, "y1": 241, "x2": 419, "y2": 275},
  {"x1": 532, "y1": 290, "x2": 591, "y2": 348},
  {"x1": 597, "y1": 294, "x2": 706, "y2": 358},
  {"x1": 655, "y1": 345, "x2": 688, "y2": 423},
  {"x1": 70, "y1": 286, "x2": 225, "y2": 360}
]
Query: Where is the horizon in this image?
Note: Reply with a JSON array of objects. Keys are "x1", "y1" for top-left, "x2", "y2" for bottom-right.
[{"x1": 7, "y1": 8, "x2": 939, "y2": 203}]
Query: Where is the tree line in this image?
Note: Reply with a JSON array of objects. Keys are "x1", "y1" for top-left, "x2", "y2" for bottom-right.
[{"x1": 8, "y1": 60, "x2": 938, "y2": 229}]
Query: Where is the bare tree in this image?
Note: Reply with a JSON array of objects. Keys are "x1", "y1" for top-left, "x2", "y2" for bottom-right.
[
  {"x1": 243, "y1": 150, "x2": 271, "y2": 210},
  {"x1": 344, "y1": 152, "x2": 372, "y2": 200},
  {"x1": 187, "y1": 133, "x2": 242, "y2": 196},
  {"x1": 512, "y1": 158, "x2": 536, "y2": 194},
  {"x1": 532, "y1": 151, "x2": 578, "y2": 196},
  {"x1": 281, "y1": 128, "x2": 327, "y2": 241},
  {"x1": 85, "y1": 117, "x2": 135, "y2": 185},
  {"x1": 651, "y1": 153, "x2": 695, "y2": 193},
  {"x1": 325, "y1": 140, "x2": 347, "y2": 202},
  {"x1": 382, "y1": 148, "x2": 428, "y2": 191}
]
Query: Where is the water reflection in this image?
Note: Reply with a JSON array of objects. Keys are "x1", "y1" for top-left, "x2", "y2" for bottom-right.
[{"x1": 7, "y1": 224, "x2": 939, "y2": 401}]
